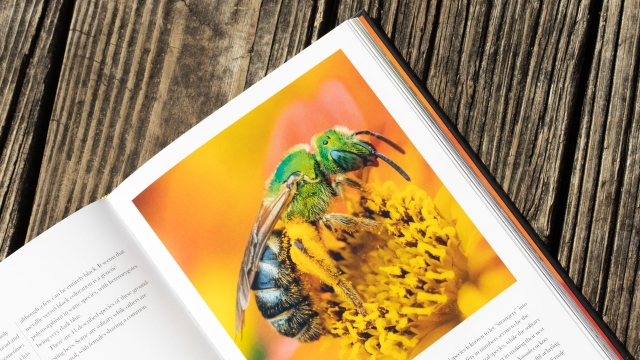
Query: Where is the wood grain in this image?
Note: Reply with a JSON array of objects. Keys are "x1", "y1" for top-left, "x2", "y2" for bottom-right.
[
  {"x1": 558, "y1": 0, "x2": 640, "y2": 353},
  {"x1": 0, "y1": 0, "x2": 637, "y2": 356},
  {"x1": 0, "y1": 0, "x2": 73, "y2": 259},
  {"x1": 26, "y1": 0, "x2": 265, "y2": 238}
]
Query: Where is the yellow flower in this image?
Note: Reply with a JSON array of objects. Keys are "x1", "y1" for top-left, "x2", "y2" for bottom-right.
[
  {"x1": 318, "y1": 182, "x2": 469, "y2": 359},
  {"x1": 279, "y1": 181, "x2": 515, "y2": 360}
]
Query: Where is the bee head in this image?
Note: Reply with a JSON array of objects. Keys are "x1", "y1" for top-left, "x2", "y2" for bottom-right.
[{"x1": 311, "y1": 127, "x2": 410, "y2": 181}]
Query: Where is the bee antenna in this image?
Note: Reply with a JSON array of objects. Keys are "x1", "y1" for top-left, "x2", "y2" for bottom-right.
[
  {"x1": 353, "y1": 130, "x2": 406, "y2": 154},
  {"x1": 375, "y1": 152, "x2": 411, "y2": 181}
]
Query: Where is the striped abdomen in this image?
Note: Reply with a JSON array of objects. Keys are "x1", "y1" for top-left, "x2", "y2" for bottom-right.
[{"x1": 251, "y1": 233, "x2": 323, "y2": 342}]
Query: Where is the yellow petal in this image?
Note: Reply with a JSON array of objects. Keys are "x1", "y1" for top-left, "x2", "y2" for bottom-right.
[{"x1": 457, "y1": 282, "x2": 489, "y2": 318}]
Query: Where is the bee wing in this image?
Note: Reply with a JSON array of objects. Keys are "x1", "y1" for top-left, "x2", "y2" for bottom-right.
[{"x1": 235, "y1": 172, "x2": 302, "y2": 335}]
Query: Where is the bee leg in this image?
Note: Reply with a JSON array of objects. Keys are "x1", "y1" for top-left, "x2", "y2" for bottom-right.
[
  {"x1": 321, "y1": 213, "x2": 381, "y2": 234},
  {"x1": 291, "y1": 241, "x2": 368, "y2": 316},
  {"x1": 332, "y1": 174, "x2": 366, "y2": 197},
  {"x1": 286, "y1": 223, "x2": 368, "y2": 316},
  {"x1": 334, "y1": 276, "x2": 368, "y2": 316}
]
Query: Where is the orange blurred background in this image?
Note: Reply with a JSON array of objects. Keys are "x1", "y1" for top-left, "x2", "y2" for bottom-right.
[{"x1": 133, "y1": 50, "x2": 514, "y2": 359}]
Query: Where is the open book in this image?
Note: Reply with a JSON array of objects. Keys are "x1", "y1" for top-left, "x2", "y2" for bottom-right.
[{"x1": 0, "y1": 12, "x2": 630, "y2": 360}]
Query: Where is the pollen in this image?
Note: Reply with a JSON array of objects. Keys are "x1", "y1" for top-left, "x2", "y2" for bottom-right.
[{"x1": 318, "y1": 182, "x2": 469, "y2": 360}]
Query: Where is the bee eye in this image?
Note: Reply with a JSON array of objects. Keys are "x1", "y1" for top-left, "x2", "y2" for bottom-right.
[{"x1": 322, "y1": 140, "x2": 328, "y2": 145}]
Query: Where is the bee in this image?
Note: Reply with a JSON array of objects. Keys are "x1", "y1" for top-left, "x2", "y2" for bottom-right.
[
  {"x1": 249, "y1": 228, "x2": 323, "y2": 341},
  {"x1": 236, "y1": 126, "x2": 410, "y2": 340}
]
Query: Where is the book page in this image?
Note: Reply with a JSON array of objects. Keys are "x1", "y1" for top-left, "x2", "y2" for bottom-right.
[
  {"x1": 0, "y1": 200, "x2": 221, "y2": 360},
  {"x1": 107, "y1": 19, "x2": 612, "y2": 360}
]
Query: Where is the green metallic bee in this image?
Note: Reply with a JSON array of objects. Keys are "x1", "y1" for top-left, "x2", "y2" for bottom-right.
[{"x1": 235, "y1": 126, "x2": 410, "y2": 340}]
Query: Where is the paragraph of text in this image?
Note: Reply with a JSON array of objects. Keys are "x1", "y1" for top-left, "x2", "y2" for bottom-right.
[{"x1": 447, "y1": 303, "x2": 565, "y2": 360}]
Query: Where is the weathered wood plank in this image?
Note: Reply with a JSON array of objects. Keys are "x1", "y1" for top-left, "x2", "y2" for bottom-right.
[
  {"x1": 25, "y1": 0, "x2": 321, "y2": 239},
  {"x1": 558, "y1": 0, "x2": 640, "y2": 352},
  {"x1": 244, "y1": 0, "x2": 330, "y2": 90},
  {"x1": 601, "y1": 69, "x2": 640, "y2": 353},
  {"x1": 458, "y1": 0, "x2": 587, "y2": 245},
  {"x1": 628, "y1": 264, "x2": 640, "y2": 356},
  {"x1": 0, "y1": 0, "x2": 73, "y2": 259},
  {"x1": 558, "y1": 0, "x2": 620, "y2": 285},
  {"x1": 599, "y1": 2, "x2": 640, "y2": 352},
  {"x1": 0, "y1": 0, "x2": 43, "y2": 258},
  {"x1": 386, "y1": 0, "x2": 439, "y2": 80}
]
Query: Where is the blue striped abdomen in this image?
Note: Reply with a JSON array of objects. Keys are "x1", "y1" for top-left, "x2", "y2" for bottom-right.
[{"x1": 251, "y1": 233, "x2": 323, "y2": 342}]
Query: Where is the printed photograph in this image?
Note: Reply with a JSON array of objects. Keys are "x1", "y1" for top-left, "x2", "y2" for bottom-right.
[{"x1": 132, "y1": 50, "x2": 516, "y2": 360}]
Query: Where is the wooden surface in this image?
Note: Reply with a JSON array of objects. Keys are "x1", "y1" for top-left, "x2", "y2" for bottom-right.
[{"x1": 1, "y1": 0, "x2": 638, "y2": 357}]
